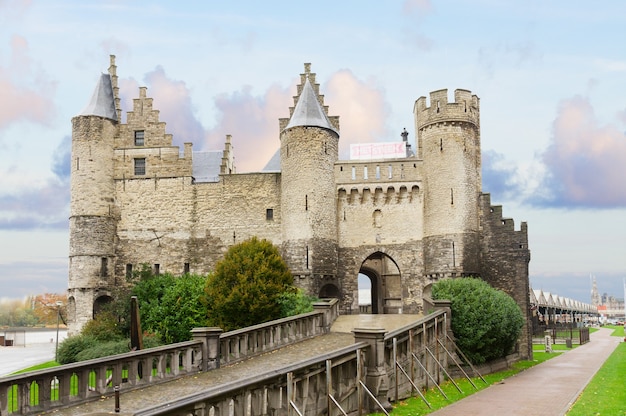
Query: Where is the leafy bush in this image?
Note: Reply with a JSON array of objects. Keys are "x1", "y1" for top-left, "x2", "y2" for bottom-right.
[
  {"x1": 277, "y1": 288, "x2": 317, "y2": 317},
  {"x1": 56, "y1": 335, "x2": 99, "y2": 364},
  {"x1": 204, "y1": 237, "x2": 294, "y2": 331},
  {"x1": 154, "y1": 274, "x2": 209, "y2": 343},
  {"x1": 432, "y1": 277, "x2": 524, "y2": 364},
  {"x1": 75, "y1": 340, "x2": 132, "y2": 361},
  {"x1": 81, "y1": 310, "x2": 125, "y2": 341}
]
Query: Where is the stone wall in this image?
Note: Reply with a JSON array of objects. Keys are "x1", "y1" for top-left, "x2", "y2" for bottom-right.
[{"x1": 479, "y1": 193, "x2": 532, "y2": 359}]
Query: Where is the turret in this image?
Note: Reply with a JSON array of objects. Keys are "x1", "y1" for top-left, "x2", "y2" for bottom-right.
[
  {"x1": 415, "y1": 89, "x2": 481, "y2": 278},
  {"x1": 279, "y1": 63, "x2": 340, "y2": 296},
  {"x1": 67, "y1": 56, "x2": 120, "y2": 334}
]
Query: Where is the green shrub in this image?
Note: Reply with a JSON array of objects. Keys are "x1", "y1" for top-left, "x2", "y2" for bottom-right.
[
  {"x1": 204, "y1": 237, "x2": 293, "y2": 331},
  {"x1": 81, "y1": 311, "x2": 125, "y2": 342},
  {"x1": 57, "y1": 335, "x2": 99, "y2": 364},
  {"x1": 432, "y1": 277, "x2": 524, "y2": 364},
  {"x1": 75, "y1": 340, "x2": 132, "y2": 361},
  {"x1": 277, "y1": 288, "x2": 317, "y2": 317},
  {"x1": 156, "y1": 274, "x2": 209, "y2": 343}
]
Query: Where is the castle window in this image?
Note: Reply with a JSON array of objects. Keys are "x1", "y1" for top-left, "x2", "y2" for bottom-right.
[
  {"x1": 134, "y1": 158, "x2": 146, "y2": 175},
  {"x1": 305, "y1": 195, "x2": 308, "y2": 211},
  {"x1": 126, "y1": 264, "x2": 133, "y2": 279},
  {"x1": 134, "y1": 130, "x2": 145, "y2": 146},
  {"x1": 363, "y1": 167, "x2": 368, "y2": 180},
  {"x1": 375, "y1": 165, "x2": 381, "y2": 180},
  {"x1": 351, "y1": 166, "x2": 356, "y2": 180},
  {"x1": 154, "y1": 264, "x2": 160, "y2": 275},
  {"x1": 100, "y1": 257, "x2": 107, "y2": 277},
  {"x1": 388, "y1": 165, "x2": 393, "y2": 179},
  {"x1": 266, "y1": 208, "x2": 274, "y2": 220},
  {"x1": 184, "y1": 263, "x2": 190, "y2": 274}
]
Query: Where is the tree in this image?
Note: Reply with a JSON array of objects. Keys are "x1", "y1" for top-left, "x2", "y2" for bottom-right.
[
  {"x1": 204, "y1": 237, "x2": 294, "y2": 331},
  {"x1": 432, "y1": 277, "x2": 524, "y2": 364},
  {"x1": 153, "y1": 274, "x2": 208, "y2": 343}
]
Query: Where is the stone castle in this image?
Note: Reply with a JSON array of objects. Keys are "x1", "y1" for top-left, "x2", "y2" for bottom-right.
[{"x1": 68, "y1": 56, "x2": 532, "y2": 357}]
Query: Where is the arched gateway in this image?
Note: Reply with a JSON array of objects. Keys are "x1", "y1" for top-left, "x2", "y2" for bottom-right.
[{"x1": 358, "y1": 252, "x2": 402, "y2": 314}]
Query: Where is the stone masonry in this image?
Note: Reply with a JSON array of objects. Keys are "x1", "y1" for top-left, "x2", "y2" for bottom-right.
[{"x1": 68, "y1": 56, "x2": 532, "y2": 359}]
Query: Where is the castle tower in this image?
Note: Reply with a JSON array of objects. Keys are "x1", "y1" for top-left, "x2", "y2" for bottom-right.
[
  {"x1": 279, "y1": 64, "x2": 340, "y2": 296},
  {"x1": 67, "y1": 56, "x2": 120, "y2": 334},
  {"x1": 415, "y1": 89, "x2": 481, "y2": 278}
]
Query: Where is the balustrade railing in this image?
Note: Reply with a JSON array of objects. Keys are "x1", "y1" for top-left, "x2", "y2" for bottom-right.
[{"x1": 0, "y1": 298, "x2": 339, "y2": 415}]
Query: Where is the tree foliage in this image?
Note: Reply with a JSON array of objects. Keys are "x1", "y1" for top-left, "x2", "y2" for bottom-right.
[
  {"x1": 432, "y1": 277, "x2": 524, "y2": 364},
  {"x1": 149, "y1": 274, "x2": 208, "y2": 343},
  {"x1": 204, "y1": 237, "x2": 294, "y2": 331},
  {"x1": 0, "y1": 294, "x2": 66, "y2": 327}
]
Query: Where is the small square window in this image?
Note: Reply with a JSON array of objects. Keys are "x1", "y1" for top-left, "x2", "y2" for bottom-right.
[
  {"x1": 266, "y1": 208, "x2": 274, "y2": 220},
  {"x1": 126, "y1": 264, "x2": 133, "y2": 279},
  {"x1": 134, "y1": 130, "x2": 145, "y2": 146},
  {"x1": 134, "y1": 158, "x2": 146, "y2": 175},
  {"x1": 154, "y1": 264, "x2": 160, "y2": 275},
  {"x1": 184, "y1": 263, "x2": 190, "y2": 274}
]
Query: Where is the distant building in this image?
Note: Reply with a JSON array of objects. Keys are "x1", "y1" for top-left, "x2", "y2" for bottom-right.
[{"x1": 68, "y1": 56, "x2": 532, "y2": 358}]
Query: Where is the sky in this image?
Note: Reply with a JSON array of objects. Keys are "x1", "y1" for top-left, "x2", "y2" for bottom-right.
[{"x1": 1, "y1": 0, "x2": 625, "y2": 304}]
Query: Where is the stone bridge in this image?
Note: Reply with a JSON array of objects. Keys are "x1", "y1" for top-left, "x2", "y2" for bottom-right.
[{"x1": 1, "y1": 299, "x2": 463, "y2": 416}]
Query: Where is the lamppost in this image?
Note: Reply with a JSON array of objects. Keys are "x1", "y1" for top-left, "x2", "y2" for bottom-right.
[{"x1": 55, "y1": 301, "x2": 63, "y2": 362}]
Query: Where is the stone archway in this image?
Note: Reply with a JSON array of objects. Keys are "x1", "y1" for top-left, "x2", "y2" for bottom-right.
[
  {"x1": 358, "y1": 252, "x2": 402, "y2": 314},
  {"x1": 319, "y1": 283, "x2": 341, "y2": 299},
  {"x1": 93, "y1": 294, "x2": 113, "y2": 319}
]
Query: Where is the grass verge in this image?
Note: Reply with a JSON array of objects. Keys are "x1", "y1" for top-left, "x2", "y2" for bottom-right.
[
  {"x1": 370, "y1": 350, "x2": 557, "y2": 415},
  {"x1": 566, "y1": 326, "x2": 625, "y2": 415}
]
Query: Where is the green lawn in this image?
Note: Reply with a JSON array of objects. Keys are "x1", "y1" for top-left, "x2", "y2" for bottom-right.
[{"x1": 566, "y1": 326, "x2": 626, "y2": 415}]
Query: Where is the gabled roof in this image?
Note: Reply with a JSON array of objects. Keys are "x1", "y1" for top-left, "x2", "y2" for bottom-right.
[
  {"x1": 284, "y1": 78, "x2": 338, "y2": 135},
  {"x1": 79, "y1": 74, "x2": 118, "y2": 121}
]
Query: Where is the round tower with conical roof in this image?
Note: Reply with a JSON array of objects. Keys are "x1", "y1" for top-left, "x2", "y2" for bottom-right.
[
  {"x1": 279, "y1": 64, "x2": 340, "y2": 296},
  {"x1": 415, "y1": 89, "x2": 482, "y2": 279},
  {"x1": 67, "y1": 56, "x2": 120, "y2": 334}
]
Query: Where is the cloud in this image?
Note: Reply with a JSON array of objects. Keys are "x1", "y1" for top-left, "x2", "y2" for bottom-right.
[
  {"x1": 114, "y1": 66, "x2": 391, "y2": 173},
  {"x1": 402, "y1": 0, "x2": 432, "y2": 15},
  {"x1": 0, "y1": 35, "x2": 56, "y2": 131},
  {"x1": 324, "y1": 69, "x2": 391, "y2": 159},
  {"x1": 401, "y1": 0, "x2": 434, "y2": 50},
  {"x1": 204, "y1": 83, "x2": 293, "y2": 172},
  {"x1": 481, "y1": 150, "x2": 523, "y2": 200},
  {"x1": 528, "y1": 95, "x2": 626, "y2": 208},
  {"x1": 0, "y1": 136, "x2": 70, "y2": 230},
  {"x1": 0, "y1": 259, "x2": 67, "y2": 299},
  {"x1": 143, "y1": 66, "x2": 206, "y2": 147}
]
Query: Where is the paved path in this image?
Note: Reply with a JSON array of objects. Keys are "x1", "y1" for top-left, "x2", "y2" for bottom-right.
[
  {"x1": 0, "y1": 343, "x2": 56, "y2": 377},
  {"x1": 430, "y1": 328, "x2": 622, "y2": 416}
]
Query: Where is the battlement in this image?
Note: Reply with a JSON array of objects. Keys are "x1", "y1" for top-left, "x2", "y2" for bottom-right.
[
  {"x1": 338, "y1": 184, "x2": 421, "y2": 205},
  {"x1": 414, "y1": 88, "x2": 479, "y2": 131}
]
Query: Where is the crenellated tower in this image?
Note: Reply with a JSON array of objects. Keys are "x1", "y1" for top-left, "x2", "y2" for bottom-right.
[
  {"x1": 67, "y1": 56, "x2": 120, "y2": 334},
  {"x1": 415, "y1": 89, "x2": 482, "y2": 278},
  {"x1": 279, "y1": 63, "x2": 340, "y2": 296}
]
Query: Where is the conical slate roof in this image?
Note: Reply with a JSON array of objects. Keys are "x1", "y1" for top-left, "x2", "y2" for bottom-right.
[
  {"x1": 284, "y1": 78, "x2": 337, "y2": 135},
  {"x1": 79, "y1": 73, "x2": 118, "y2": 121}
]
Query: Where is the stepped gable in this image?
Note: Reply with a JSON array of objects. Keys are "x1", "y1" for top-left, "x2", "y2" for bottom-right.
[{"x1": 79, "y1": 73, "x2": 118, "y2": 121}]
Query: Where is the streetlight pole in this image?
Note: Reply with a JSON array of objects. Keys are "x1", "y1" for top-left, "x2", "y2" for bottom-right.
[{"x1": 55, "y1": 301, "x2": 63, "y2": 362}]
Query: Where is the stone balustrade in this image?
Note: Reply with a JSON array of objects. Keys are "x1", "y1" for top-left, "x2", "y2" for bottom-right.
[
  {"x1": 0, "y1": 298, "x2": 339, "y2": 415},
  {"x1": 0, "y1": 340, "x2": 203, "y2": 415}
]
